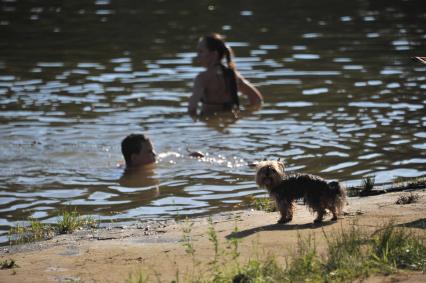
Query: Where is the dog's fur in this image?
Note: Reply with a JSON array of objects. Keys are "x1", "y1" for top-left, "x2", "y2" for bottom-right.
[{"x1": 255, "y1": 161, "x2": 346, "y2": 224}]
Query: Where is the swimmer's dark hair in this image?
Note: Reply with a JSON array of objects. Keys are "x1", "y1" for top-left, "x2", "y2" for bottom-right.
[
  {"x1": 202, "y1": 33, "x2": 235, "y2": 70},
  {"x1": 121, "y1": 134, "x2": 149, "y2": 166},
  {"x1": 202, "y1": 33, "x2": 239, "y2": 107}
]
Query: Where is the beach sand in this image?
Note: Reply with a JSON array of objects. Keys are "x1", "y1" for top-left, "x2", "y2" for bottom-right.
[{"x1": 1, "y1": 190, "x2": 425, "y2": 282}]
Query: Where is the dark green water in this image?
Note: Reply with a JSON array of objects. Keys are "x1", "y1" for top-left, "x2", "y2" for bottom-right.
[{"x1": 0, "y1": 0, "x2": 425, "y2": 243}]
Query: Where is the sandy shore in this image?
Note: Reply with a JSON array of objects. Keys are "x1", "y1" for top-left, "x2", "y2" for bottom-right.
[{"x1": 1, "y1": 190, "x2": 425, "y2": 283}]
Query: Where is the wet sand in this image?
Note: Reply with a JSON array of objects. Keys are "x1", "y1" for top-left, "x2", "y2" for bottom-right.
[{"x1": 1, "y1": 190, "x2": 425, "y2": 283}]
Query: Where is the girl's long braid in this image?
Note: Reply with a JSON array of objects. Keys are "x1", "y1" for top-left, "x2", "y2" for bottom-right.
[{"x1": 222, "y1": 44, "x2": 239, "y2": 107}]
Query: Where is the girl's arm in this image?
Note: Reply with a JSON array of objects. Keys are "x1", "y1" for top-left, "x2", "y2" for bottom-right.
[
  {"x1": 237, "y1": 74, "x2": 263, "y2": 105},
  {"x1": 188, "y1": 74, "x2": 204, "y2": 115}
]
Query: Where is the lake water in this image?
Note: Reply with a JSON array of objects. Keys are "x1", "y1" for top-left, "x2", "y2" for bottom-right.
[{"x1": 0, "y1": 0, "x2": 425, "y2": 244}]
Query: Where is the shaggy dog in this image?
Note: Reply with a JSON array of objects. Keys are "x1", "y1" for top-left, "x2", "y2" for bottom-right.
[{"x1": 255, "y1": 160, "x2": 346, "y2": 224}]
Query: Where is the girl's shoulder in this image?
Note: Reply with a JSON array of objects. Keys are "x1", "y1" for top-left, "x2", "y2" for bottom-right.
[
  {"x1": 195, "y1": 69, "x2": 218, "y2": 85},
  {"x1": 195, "y1": 70, "x2": 209, "y2": 81}
]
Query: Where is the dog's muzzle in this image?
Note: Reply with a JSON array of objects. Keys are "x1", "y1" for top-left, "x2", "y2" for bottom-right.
[{"x1": 262, "y1": 177, "x2": 273, "y2": 186}]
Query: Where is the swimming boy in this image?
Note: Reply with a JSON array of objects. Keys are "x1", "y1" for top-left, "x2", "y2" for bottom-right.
[
  {"x1": 121, "y1": 134, "x2": 156, "y2": 169},
  {"x1": 188, "y1": 33, "x2": 263, "y2": 115}
]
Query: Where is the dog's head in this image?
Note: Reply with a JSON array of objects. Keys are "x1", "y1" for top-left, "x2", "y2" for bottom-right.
[{"x1": 255, "y1": 160, "x2": 285, "y2": 191}]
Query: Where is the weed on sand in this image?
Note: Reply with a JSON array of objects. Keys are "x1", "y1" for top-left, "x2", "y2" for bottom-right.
[
  {"x1": 8, "y1": 217, "x2": 55, "y2": 245},
  {"x1": 8, "y1": 207, "x2": 97, "y2": 245},
  {"x1": 56, "y1": 207, "x2": 97, "y2": 234},
  {"x1": 249, "y1": 196, "x2": 276, "y2": 212},
  {"x1": 1, "y1": 259, "x2": 17, "y2": 269}
]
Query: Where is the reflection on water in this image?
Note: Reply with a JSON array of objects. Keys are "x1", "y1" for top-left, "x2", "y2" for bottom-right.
[
  {"x1": 0, "y1": 0, "x2": 425, "y2": 244},
  {"x1": 118, "y1": 164, "x2": 159, "y2": 189}
]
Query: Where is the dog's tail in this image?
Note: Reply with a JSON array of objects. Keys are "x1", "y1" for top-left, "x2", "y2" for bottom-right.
[{"x1": 328, "y1": 181, "x2": 347, "y2": 214}]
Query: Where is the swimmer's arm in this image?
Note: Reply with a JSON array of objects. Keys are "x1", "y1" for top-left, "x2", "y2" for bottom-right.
[
  {"x1": 188, "y1": 74, "x2": 204, "y2": 115},
  {"x1": 237, "y1": 74, "x2": 263, "y2": 105},
  {"x1": 413, "y1": 56, "x2": 426, "y2": 65}
]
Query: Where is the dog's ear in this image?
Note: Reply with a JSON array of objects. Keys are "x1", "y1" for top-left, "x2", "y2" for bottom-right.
[
  {"x1": 277, "y1": 158, "x2": 285, "y2": 171},
  {"x1": 248, "y1": 161, "x2": 258, "y2": 168},
  {"x1": 328, "y1": 181, "x2": 340, "y2": 190}
]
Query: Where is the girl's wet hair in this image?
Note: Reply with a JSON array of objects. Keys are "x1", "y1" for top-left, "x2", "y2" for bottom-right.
[{"x1": 202, "y1": 33, "x2": 235, "y2": 70}]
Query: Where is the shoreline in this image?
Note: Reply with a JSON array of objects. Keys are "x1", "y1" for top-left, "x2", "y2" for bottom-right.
[
  {"x1": 2, "y1": 178, "x2": 424, "y2": 248},
  {"x1": 1, "y1": 189, "x2": 425, "y2": 282}
]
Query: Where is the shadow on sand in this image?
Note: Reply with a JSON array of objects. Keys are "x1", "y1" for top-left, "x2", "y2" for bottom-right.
[
  {"x1": 226, "y1": 220, "x2": 336, "y2": 240},
  {"x1": 397, "y1": 218, "x2": 426, "y2": 230}
]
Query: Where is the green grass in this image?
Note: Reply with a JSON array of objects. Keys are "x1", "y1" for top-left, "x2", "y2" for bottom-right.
[
  {"x1": 127, "y1": 220, "x2": 426, "y2": 283},
  {"x1": 1, "y1": 259, "x2": 17, "y2": 269},
  {"x1": 8, "y1": 217, "x2": 54, "y2": 245},
  {"x1": 230, "y1": 257, "x2": 285, "y2": 283},
  {"x1": 284, "y1": 234, "x2": 323, "y2": 282},
  {"x1": 8, "y1": 207, "x2": 98, "y2": 245},
  {"x1": 126, "y1": 272, "x2": 149, "y2": 283},
  {"x1": 207, "y1": 217, "x2": 220, "y2": 266},
  {"x1": 249, "y1": 196, "x2": 276, "y2": 212},
  {"x1": 370, "y1": 223, "x2": 426, "y2": 272},
  {"x1": 231, "y1": 222, "x2": 425, "y2": 283},
  {"x1": 56, "y1": 207, "x2": 97, "y2": 234},
  {"x1": 56, "y1": 208, "x2": 81, "y2": 234},
  {"x1": 181, "y1": 218, "x2": 195, "y2": 256},
  {"x1": 323, "y1": 222, "x2": 373, "y2": 281}
]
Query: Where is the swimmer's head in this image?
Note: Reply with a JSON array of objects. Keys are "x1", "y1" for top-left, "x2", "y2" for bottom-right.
[
  {"x1": 198, "y1": 33, "x2": 235, "y2": 69},
  {"x1": 121, "y1": 134, "x2": 156, "y2": 168}
]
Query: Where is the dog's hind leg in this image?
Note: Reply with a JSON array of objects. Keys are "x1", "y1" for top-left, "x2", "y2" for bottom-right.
[
  {"x1": 313, "y1": 209, "x2": 325, "y2": 223},
  {"x1": 330, "y1": 207, "x2": 338, "y2": 221}
]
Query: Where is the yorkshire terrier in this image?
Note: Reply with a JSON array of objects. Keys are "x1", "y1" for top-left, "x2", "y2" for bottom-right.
[{"x1": 255, "y1": 160, "x2": 346, "y2": 224}]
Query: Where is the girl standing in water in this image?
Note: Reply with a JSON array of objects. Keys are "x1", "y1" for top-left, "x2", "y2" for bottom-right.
[{"x1": 188, "y1": 33, "x2": 263, "y2": 116}]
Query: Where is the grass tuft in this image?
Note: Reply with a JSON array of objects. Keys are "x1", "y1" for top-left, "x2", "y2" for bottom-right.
[
  {"x1": 56, "y1": 207, "x2": 83, "y2": 234},
  {"x1": 323, "y1": 222, "x2": 372, "y2": 281},
  {"x1": 396, "y1": 192, "x2": 421, "y2": 205},
  {"x1": 371, "y1": 223, "x2": 426, "y2": 272},
  {"x1": 126, "y1": 271, "x2": 149, "y2": 283},
  {"x1": 207, "y1": 217, "x2": 220, "y2": 266},
  {"x1": 56, "y1": 206, "x2": 97, "y2": 234},
  {"x1": 249, "y1": 196, "x2": 276, "y2": 212},
  {"x1": 8, "y1": 208, "x2": 97, "y2": 245},
  {"x1": 1, "y1": 259, "x2": 17, "y2": 269},
  {"x1": 284, "y1": 234, "x2": 323, "y2": 282},
  {"x1": 231, "y1": 257, "x2": 284, "y2": 283},
  {"x1": 181, "y1": 219, "x2": 195, "y2": 256},
  {"x1": 8, "y1": 217, "x2": 54, "y2": 245}
]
